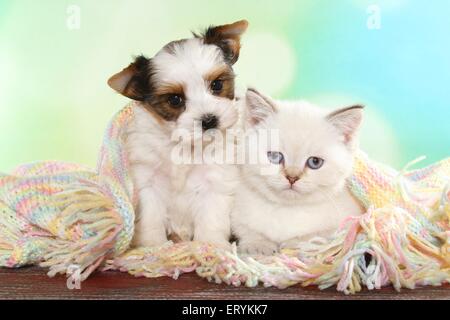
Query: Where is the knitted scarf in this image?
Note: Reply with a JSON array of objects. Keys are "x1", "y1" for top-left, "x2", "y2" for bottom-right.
[{"x1": 1, "y1": 104, "x2": 449, "y2": 294}]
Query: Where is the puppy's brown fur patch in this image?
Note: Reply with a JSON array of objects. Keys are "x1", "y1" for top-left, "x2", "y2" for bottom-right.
[
  {"x1": 200, "y1": 20, "x2": 248, "y2": 65},
  {"x1": 144, "y1": 93, "x2": 186, "y2": 122},
  {"x1": 204, "y1": 65, "x2": 235, "y2": 100},
  {"x1": 108, "y1": 55, "x2": 151, "y2": 101},
  {"x1": 154, "y1": 82, "x2": 185, "y2": 96}
]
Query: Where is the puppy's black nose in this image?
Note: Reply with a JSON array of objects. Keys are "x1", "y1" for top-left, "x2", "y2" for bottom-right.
[{"x1": 201, "y1": 114, "x2": 219, "y2": 131}]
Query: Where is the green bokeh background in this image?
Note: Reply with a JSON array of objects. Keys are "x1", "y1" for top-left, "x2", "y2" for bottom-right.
[{"x1": 0, "y1": 0, "x2": 449, "y2": 172}]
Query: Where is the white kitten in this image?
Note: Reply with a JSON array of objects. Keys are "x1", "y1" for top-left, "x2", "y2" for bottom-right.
[{"x1": 232, "y1": 89, "x2": 365, "y2": 255}]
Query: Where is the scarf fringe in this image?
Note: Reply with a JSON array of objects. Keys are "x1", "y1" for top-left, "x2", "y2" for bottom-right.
[
  {"x1": 44, "y1": 188, "x2": 124, "y2": 284},
  {"x1": 0, "y1": 187, "x2": 124, "y2": 285},
  {"x1": 104, "y1": 203, "x2": 449, "y2": 294}
]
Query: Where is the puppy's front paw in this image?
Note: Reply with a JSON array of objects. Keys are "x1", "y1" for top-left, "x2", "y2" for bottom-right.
[
  {"x1": 196, "y1": 235, "x2": 232, "y2": 251},
  {"x1": 133, "y1": 231, "x2": 168, "y2": 248},
  {"x1": 238, "y1": 240, "x2": 279, "y2": 256}
]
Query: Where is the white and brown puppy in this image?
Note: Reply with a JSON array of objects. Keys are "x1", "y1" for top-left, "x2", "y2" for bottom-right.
[{"x1": 108, "y1": 20, "x2": 248, "y2": 248}]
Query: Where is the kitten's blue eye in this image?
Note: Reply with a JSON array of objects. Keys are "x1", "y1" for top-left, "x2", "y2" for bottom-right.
[
  {"x1": 306, "y1": 157, "x2": 324, "y2": 170},
  {"x1": 267, "y1": 151, "x2": 284, "y2": 165}
]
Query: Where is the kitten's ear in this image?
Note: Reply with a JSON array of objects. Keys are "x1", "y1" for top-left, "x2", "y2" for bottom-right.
[
  {"x1": 108, "y1": 55, "x2": 151, "y2": 101},
  {"x1": 327, "y1": 105, "x2": 364, "y2": 144},
  {"x1": 202, "y1": 20, "x2": 249, "y2": 65},
  {"x1": 246, "y1": 88, "x2": 278, "y2": 126}
]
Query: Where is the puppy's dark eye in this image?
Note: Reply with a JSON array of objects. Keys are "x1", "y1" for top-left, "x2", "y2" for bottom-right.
[
  {"x1": 167, "y1": 94, "x2": 183, "y2": 107},
  {"x1": 306, "y1": 157, "x2": 324, "y2": 170},
  {"x1": 267, "y1": 151, "x2": 284, "y2": 165},
  {"x1": 211, "y1": 80, "x2": 224, "y2": 93}
]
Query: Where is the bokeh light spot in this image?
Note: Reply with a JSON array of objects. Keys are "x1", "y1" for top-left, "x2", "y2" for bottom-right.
[
  {"x1": 235, "y1": 32, "x2": 297, "y2": 97},
  {"x1": 310, "y1": 94, "x2": 403, "y2": 168}
]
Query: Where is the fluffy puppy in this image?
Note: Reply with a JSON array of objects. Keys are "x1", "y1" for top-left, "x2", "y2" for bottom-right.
[{"x1": 108, "y1": 20, "x2": 248, "y2": 248}]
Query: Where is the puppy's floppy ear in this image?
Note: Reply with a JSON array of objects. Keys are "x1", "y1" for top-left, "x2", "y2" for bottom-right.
[
  {"x1": 246, "y1": 87, "x2": 278, "y2": 126},
  {"x1": 202, "y1": 20, "x2": 249, "y2": 65},
  {"x1": 326, "y1": 105, "x2": 364, "y2": 144},
  {"x1": 108, "y1": 55, "x2": 151, "y2": 101}
]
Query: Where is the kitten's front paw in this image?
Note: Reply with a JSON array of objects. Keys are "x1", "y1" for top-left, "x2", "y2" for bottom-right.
[
  {"x1": 280, "y1": 238, "x2": 304, "y2": 250},
  {"x1": 238, "y1": 240, "x2": 279, "y2": 256},
  {"x1": 213, "y1": 240, "x2": 232, "y2": 252}
]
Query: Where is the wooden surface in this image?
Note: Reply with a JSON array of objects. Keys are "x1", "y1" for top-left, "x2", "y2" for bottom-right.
[{"x1": 0, "y1": 267, "x2": 448, "y2": 300}]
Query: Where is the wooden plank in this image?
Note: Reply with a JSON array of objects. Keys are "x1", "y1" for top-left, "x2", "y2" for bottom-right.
[{"x1": 0, "y1": 267, "x2": 448, "y2": 300}]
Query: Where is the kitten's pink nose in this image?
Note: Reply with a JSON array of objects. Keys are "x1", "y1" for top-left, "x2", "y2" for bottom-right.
[{"x1": 286, "y1": 176, "x2": 299, "y2": 185}]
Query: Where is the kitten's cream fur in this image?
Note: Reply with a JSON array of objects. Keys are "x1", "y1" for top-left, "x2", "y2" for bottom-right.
[{"x1": 232, "y1": 89, "x2": 365, "y2": 255}]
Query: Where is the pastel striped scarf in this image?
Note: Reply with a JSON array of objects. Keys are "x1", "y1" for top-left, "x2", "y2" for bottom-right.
[{"x1": 1, "y1": 104, "x2": 449, "y2": 294}]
